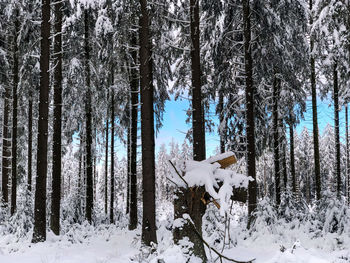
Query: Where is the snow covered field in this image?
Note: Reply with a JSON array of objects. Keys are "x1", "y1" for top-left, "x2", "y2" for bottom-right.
[{"x1": 0, "y1": 203, "x2": 349, "y2": 263}]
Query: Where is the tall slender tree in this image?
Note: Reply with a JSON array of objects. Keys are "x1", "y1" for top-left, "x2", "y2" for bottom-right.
[
  {"x1": 50, "y1": 0, "x2": 63, "y2": 235},
  {"x1": 273, "y1": 75, "x2": 281, "y2": 206},
  {"x1": 27, "y1": 92, "x2": 33, "y2": 192},
  {"x1": 333, "y1": 62, "x2": 341, "y2": 198},
  {"x1": 10, "y1": 6, "x2": 19, "y2": 215},
  {"x1": 84, "y1": 7, "x2": 93, "y2": 223},
  {"x1": 32, "y1": 0, "x2": 51, "y2": 243},
  {"x1": 309, "y1": 0, "x2": 321, "y2": 200},
  {"x1": 110, "y1": 82, "x2": 115, "y2": 224},
  {"x1": 129, "y1": 31, "x2": 138, "y2": 231},
  {"x1": 139, "y1": 0, "x2": 157, "y2": 246},
  {"x1": 243, "y1": 0, "x2": 257, "y2": 229},
  {"x1": 104, "y1": 106, "x2": 109, "y2": 215}
]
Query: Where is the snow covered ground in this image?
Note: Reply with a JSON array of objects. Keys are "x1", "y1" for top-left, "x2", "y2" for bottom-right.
[{"x1": 0, "y1": 203, "x2": 349, "y2": 263}]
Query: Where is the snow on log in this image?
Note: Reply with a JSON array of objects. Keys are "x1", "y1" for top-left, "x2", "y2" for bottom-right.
[
  {"x1": 203, "y1": 151, "x2": 237, "y2": 169},
  {"x1": 169, "y1": 152, "x2": 253, "y2": 215}
]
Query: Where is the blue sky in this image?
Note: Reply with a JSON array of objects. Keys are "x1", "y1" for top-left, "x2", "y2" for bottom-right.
[{"x1": 155, "y1": 95, "x2": 348, "y2": 157}]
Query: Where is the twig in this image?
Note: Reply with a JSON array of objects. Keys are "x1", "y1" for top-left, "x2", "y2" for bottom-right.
[
  {"x1": 168, "y1": 160, "x2": 189, "y2": 188},
  {"x1": 185, "y1": 219, "x2": 255, "y2": 263}
]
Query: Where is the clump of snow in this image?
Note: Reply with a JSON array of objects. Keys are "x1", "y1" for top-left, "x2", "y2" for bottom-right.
[{"x1": 169, "y1": 152, "x2": 253, "y2": 216}]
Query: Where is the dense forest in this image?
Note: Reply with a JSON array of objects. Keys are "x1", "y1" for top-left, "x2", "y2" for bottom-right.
[{"x1": 0, "y1": 0, "x2": 350, "y2": 262}]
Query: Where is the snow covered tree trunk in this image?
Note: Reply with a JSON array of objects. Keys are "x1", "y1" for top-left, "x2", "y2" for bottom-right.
[
  {"x1": 333, "y1": 62, "x2": 341, "y2": 199},
  {"x1": 309, "y1": 0, "x2": 321, "y2": 201},
  {"x1": 139, "y1": 0, "x2": 157, "y2": 246},
  {"x1": 173, "y1": 186, "x2": 206, "y2": 261},
  {"x1": 84, "y1": 8, "x2": 93, "y2": 224},
  {"x1": 32, "y1": 0, "x2": 51, "y2": 243},
  {"x1": 243, "y1": 0, "x2": 257, "y2": 229},
  {"x1": 126, "y1": 125, "x2": 130, "y2": 214},
  {"x1": 273, "y1": 75, "x2": 280, "y2": 206},
  {"x1": 10, "y1": 7, "x2": 19, "y2": 216},
  {"x1": 51, "y1": 0, "x2": 63, "y2": 235},
  {"x1": 2, "y1": 77, "x2": 11, "y2": 204},
  {"x1": 27, "y1": 94, "x2": 33, "y2": 192},
  {"x1": 129, "y1": 31, "x2": 138, "y2": 231}
]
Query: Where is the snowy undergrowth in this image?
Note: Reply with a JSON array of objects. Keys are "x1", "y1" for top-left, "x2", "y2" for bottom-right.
[{"x1": 1, "y1": 193, "x2": 350, "y2": 262}]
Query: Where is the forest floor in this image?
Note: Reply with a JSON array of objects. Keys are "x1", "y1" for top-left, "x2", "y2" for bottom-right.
[{"x1": 0, "y1": 203, "x2": 349, "y2": 263}]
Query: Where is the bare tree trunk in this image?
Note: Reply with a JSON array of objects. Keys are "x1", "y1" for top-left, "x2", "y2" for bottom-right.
[
  {"x1": 110, "y1": 88, "x2": 115, "y2": 224},
  {"x1": 32, "y1": 0, "x2": 51, "y2": 243},
  {"x1": 84, "y1": 8, "x2": 93, "y2": 223},
  {"x1": 346, "y1": 104, "x2": 349, "y2": 204},
  {"x1": 104, "y1": 109, "x2": 108, "y2": 215},
  {"x1": 218, "y1": 91, "x2": 225, "y2": 154},
  {"x1": 50, "y1": 0, "x2": 63, "y2": 235},
  {"x1": 333, "y1": 62, "x2": 341, "y2": 199},
  {"x1": 289, "y1": 119, "x2": 296, "y2": 194},
  {"x1": 309, "y1": 0, "x2": 321, "y2": 200},
  {"x1": 126, "y1": 126, "x2": 130, "y2": 214},
  {"x1": 139, "y1": 0, "x2": 157, "y2": 246},
  {"x1": 273, "y1": 75, "x2": 280, "y2": 206},
  {"x1": 11, "y1": 7, "x2": 19, "y2": 216},
  {"x1": 243, "y1": 0, "x2": 257, "y2": 229}
]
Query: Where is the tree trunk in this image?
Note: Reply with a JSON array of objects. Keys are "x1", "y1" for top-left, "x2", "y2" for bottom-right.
[
  {"x1": 110, "y1": 88, "x2": 115, "y2": 224},
  {"x1": 139, "y1": 0, "x2": 157, "y2": 246},
  {"x1": 218, "y1": 91, "x2": 225, "y2": 154},
  {"x1": 32, "y1": 0, "x2": 50, "y2": 243},
  {"x1": 289, "y1": 119, "x2": 296, "y2": 194},
  {"x1": 104, "y1": 108, "x2": 109, "y2": 215},
  {"x1": 11, "y1": 7, "x2": 19, "y2": 216},
  {"x1": 27, "y1": 94, "x2": 33, "y2": 192},
  {"x1": 2, "y1": 84, "x2": 11, "y2": 204},
  {"x1": 50, "y1": 0, "x2": 63, "y2": 235},
  {"x1": 309, "y1": 0, "x2": 321, "y2": 200},
  {"x1": 346, "y1": 104, "x2": 349, "y2": 204},
  {"x1": 333, "y1": 62, "x2": 341, "y2": 199},
  {"x1": 273, "y1": 75, "x2": 280, "y2": 206},
  {"x1": 84, "y1": 8, "x2": 93, "y2": 223},
  {"x1": 243, "y1": 0, "x2": 257, "y2": 229},
  {"x1": 129, "y1": 31, "x2": 139, "y2": 230},
  {"x1": 126, "y1": 125, "x2": 130, "y2": 214}
]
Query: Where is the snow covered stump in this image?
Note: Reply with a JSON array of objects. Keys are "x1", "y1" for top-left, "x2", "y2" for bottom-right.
[{"x1": 170, "y1": 152, "x2": 253, "y2": 262}]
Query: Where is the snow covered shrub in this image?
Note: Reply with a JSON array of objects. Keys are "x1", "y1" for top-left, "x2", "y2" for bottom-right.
[
  {"x1": 250, "y1": 197, "x2": 278, "y2": 234},
  {"x1": 312, "y1": 190, "x2": 350, "y2": 235},
  {"x1": 5, "y1": 187, "x2": 33, "y2": 240},
  {"x1": 278, "y1": 191, "x2": 308, "y2": 221}
]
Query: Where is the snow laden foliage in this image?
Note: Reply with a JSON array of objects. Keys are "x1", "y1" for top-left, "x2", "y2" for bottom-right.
[{"x1": 169, "y1": 152, "x2": 252, "y2": 216}]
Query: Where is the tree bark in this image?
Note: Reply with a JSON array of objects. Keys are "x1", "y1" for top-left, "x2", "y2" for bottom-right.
[
  {"x1": 50, "y1": 0, "x2": 63, "y2": 235},
  {"x1": 11, "y1": 7, "x2": 19, "y2": 216},
  {"x1": 110, "y1": 88, "x2": 115, "y2": 224},
  {"x1": 84, "y1": 8, "x2": 93, "y2": 223},
  {"x1": 129, "y1": 31, "x2": 139, "y2": 230},
  {"x1": 126, "y1": 125, "x2": 130, "y2": 214},
  {"x1": 309, "y1": 0, "x2": 321, "y2": 200},
  {"x1": 218, "y1": 91, "x2": 225, "y2": 154},
  {"x1": 32, "y1": 0, "x2": 50, "y2": 243},
  {"x1": 243, "y1": 0, "x2": 257, "y2": 229},
  {"x1": 273, "y1": 75, "x2": 280, "y2": 206},
  {"x1": 139, "y1": 0, "x2": 157, "y2": 246},
  {"x1": 289, "y1": 120, "x2": 296, "y2": 194},
  {"x1": 104, "y1": 108, "x2": 109, "y2": 215},
  {"x1": 346, "y1": 104, "x2": 349, "y2": 204},
  {"x1": 333, "y1": 62, "x2": 341, "y2": 199}
]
